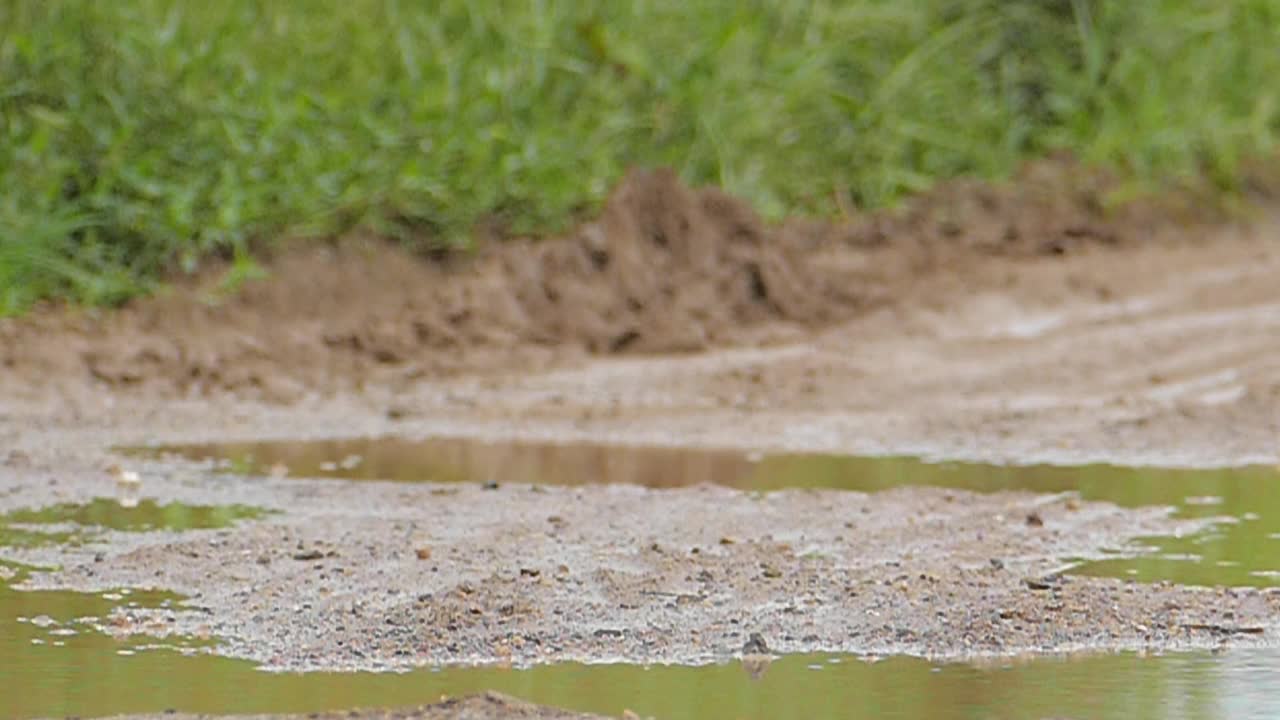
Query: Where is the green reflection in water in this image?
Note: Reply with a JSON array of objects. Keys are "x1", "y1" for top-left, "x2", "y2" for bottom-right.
[
  {"x1": 0, "y1": 561, "x2": 202, "y2": 720},
  {"x1": 0, "y1": 553, "x2": 1273, "y2": 720},
  {"x1": 146, "y1": 438, "x2": 1280, "y2": 588},
  {"x1": 1, "y1": 498, "x2": 268, "y2": 533},
  {"x1": 0, "y1": 525, "x2": 79, "y2": 549}
]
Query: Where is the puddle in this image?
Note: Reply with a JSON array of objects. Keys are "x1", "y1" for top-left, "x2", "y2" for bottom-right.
[
  {"x1": 4, "y1": 442, "x2": 1280, "y2": 717},
  {"x1": 148, "y1": 437, "x2": 1280, "y2": 588},
  {"x1": 0, "y1": 525, "x2": 79, "y2": 549},
  {"x1": 0, "y1": 499, "x2": 268, "y2": 718},
  {"x1": 0, "y1": 561, "x2": 212, "y2": 719},
  {"x1": 2, "y1": 552, "x2": 1278, "y2": 720},
  {"x1": 0, "y1": 499, "x2": 269, "y2": 550},
  {"x1": 2, "y1": 498, "x2": 268, "y2": 533}
]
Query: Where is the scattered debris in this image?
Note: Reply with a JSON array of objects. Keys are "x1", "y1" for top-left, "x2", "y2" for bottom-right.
[
  {"x1": 1023, "y1": 576, "x2": 1062, "y2": 591},
  {"x1": 110, "y1": 466, "x2": 142, "y2": 509},
  {"x1": 1181, "y1": 623, "x2": 1265, "y2": 635},
  {"x1": 742, "y1": 632, "x2": 771, "y2": 654},
  {"x1": 3, "y1": 449, "x2": 30, "y2": 467}
]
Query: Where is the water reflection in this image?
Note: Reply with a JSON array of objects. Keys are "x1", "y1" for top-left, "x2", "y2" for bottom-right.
[{"x1": 1, "y1": 498, "x2": 268, "y2": 534}]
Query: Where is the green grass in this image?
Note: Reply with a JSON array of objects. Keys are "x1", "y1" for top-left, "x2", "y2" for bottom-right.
[{"x1": 2, "y1": 0, "x2": 1279, "y2": 314}]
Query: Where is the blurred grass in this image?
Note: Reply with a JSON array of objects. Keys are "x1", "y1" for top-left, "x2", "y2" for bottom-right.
[{"x1": 2, "y1": 0, "x2": 1279, "y2": 314}]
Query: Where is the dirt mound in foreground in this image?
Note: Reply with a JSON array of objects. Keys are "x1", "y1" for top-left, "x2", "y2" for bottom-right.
[{"x1": 0, "y1": 161, "x2": 1217, "y2": 398}]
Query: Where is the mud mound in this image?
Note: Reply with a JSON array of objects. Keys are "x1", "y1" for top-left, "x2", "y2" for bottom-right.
[
  {"x1": 1, "y1": 169, "x2": 866, "y2": 397},
  {"x1": 0, "y1": 162, "x2": 1222, "y2": 398},
  {"x1": 838, "y1": 154, "x2": 1202, "y2": 258},
  {"x1": 436, "y1": 167, "x2": 860, "y2": 355}
]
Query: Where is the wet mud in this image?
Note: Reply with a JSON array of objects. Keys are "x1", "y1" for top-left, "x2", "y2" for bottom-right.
[
  {"x1": 5, "y1": 436, "x2": 1280, "y2": 676},
  {"x1": 2, "y1": 165, "x2": 1280, "y2": 718},
  {"x1": 0, "y1": 158, "x2": 1226, "y2": 400},
  {"x1": 140, "y1": 439, "x2": 1280, "y2": 589}
]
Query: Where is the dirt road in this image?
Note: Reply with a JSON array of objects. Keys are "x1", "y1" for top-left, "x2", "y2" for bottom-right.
[
  {"x1": 2, "y1": 170, "x2": 1280, "y2": 715},
  {"x1": 441, "y1": 230, "x2": 1280, "y2": 468}
]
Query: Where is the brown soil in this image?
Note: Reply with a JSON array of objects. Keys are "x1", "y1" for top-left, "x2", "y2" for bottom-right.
[
  {"x1": 0, "y1": 158, "x2": 1219, "y2": 401},
  {"x1": 5, "y1": 162, "x2": 1280, "y2": 720}
]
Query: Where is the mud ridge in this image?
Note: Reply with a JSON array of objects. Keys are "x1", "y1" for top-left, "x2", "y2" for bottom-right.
[{"x1": 0, "y1": 159, "x2": 1205, "y2": 399}]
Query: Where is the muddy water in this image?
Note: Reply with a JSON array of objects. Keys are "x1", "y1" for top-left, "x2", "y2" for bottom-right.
[
  {"x1": 3, "y1": 552, "x2": 1279, "y2": 720},
  {"x1": 153, "y1": 437, "x2": 1280, "y2": 587},
  {"x1": 0, "y1": 562, "x2": 208, "y2": 719},
  {"x1": 0, "y1": 500, "x2": 267, "y2": 717}
]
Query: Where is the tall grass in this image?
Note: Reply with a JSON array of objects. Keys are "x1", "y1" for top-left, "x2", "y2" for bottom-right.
[{"x1": 2, "y1": 0, "x2": 1278, "y2": 313}]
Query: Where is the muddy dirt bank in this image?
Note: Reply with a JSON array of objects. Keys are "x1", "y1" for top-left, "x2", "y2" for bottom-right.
[
  {"x1": 0, "y1": 158, "x2": 1240, "y2": 401},
  {"x1": 7, "y1": 218, "x2": 1276, "y2": 468}
]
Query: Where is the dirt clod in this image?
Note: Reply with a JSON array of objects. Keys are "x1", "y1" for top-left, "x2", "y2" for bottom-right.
[{"x1": 742, "y1": 632, "x2": 771, "y2": 655}]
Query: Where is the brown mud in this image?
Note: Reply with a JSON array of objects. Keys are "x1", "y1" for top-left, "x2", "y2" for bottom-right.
[
  {"x1": 0, "y1": 158, "x2": 1231, "y2": 401},
  {"x1": 3, "y1": 162, "x2": 1280, "y2": 719}
]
